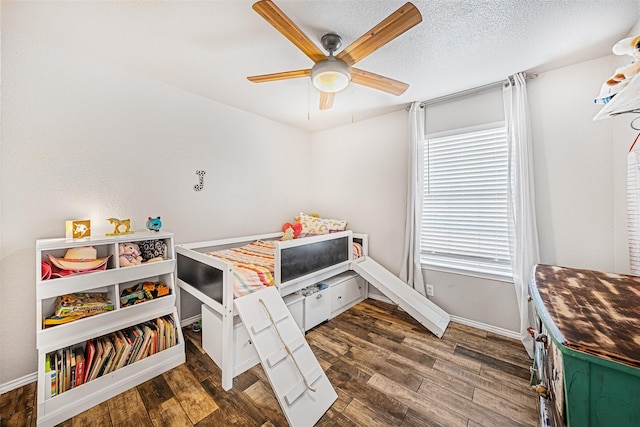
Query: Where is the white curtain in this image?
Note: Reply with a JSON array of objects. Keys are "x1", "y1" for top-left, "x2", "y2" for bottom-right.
[
  {"x1": 503, "y1": 73, "x2": 540, "y2": 358},
  {"x1": 400, "y1": 101, "x2": 427, "y2": 296}
]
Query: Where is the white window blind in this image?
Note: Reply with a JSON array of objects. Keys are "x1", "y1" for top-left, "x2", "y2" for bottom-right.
[{"x1": 421, "y1": 124, "x2": 512, "y2": 278}]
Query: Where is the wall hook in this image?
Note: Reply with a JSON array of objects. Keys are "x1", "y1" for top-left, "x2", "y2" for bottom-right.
[{"x1": 194, "y1": 170, "x2": 206, "y2": 191}]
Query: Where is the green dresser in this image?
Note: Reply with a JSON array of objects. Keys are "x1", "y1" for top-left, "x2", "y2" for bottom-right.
[{"x1": 529, "y1": 264, "x2": 640, "y2": 427}]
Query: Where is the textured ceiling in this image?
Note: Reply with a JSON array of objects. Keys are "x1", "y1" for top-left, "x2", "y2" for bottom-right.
[{"x1": 3, "y1": 1, "x2": 640, "y2": 132}]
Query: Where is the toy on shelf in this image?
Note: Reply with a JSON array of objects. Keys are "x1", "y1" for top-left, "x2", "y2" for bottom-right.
[
  {"x1": 120, "y1": 281, "x2": 170, "y2": 307},
  {"x1": 119, "y1": 242, "x2": 142, "y2": 267},
  {"x1": 594, "y1": 35, "x2": 640, "y2": 105},
  {"x1": 43, "y1": 292, "x2": 114, "y2": 328},
  {"x1": 146, "y1": 216, "x2": 162, "y2": 232},
  {"x1": 138, "y1": 239, "x2": 168, "y2": 263},
  {"x1": 106, "y1": 217, "x2": 133, "y2": 236},
  {"x1": 66, "y1": 220, "x2": 91, "y2": 239},
  {"x1": 46, "y1": 247, "x2": 111, "y2": 278}
]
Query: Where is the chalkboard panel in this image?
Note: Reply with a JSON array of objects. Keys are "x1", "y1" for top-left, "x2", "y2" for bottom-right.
[
  {"x1": 177, "y1": 253, "x2": 224, "y2": 304},
  {"x1": 280, "y1": 237, "x2": 349, "y2": 283}
]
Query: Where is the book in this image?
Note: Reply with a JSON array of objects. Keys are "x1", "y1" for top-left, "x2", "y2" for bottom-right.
[
  {"x1": 114, "y1": 330, "x2": 133, "y2": 371},
  {"x1": 96, "y1": 337, "x2": 114, "y2": 378},
  {"x1": 75, "y1": 349, "x2": 85, "y2": 387},
  {"x1": 155, "y1": 317, "x2": 165, "y2": 352},
  {"x1": 45, "y1": 353, "x2": 57, "y2": 398},
  {"x1": 87, "y1": 338, "x2": 104, "y2": 382},
  {"x1": 134, "y1": 324, "x2": 153, "y2": 363},
  {"x1": 69, "y1": 349, "x2": 76, "y2": 389},
  {"x1": 55, "y1": 350, "x2": 62, "y2": 395},
  {"x1": 83, "y1": 339, "x2": 95, "y2": 384},
  {"x1": 127, "y1": 325, "x2": 145, "y2": 365}
]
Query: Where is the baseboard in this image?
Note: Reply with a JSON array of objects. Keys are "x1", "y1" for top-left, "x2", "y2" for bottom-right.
[
  {"x1": 0, "y1": 372, "x2": 37, "y2": 394},
  {"x1": 449, "y1": 315, "x2": 520, "y2": 340},
  {"x1": 180, "y1": 314, "x2": 201, "y2": 327},
  {"x1": 366, "y1": 293, "x2": 393, "y2": 305}
]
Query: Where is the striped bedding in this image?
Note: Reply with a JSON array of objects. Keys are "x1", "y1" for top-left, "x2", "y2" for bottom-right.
[{"x1": 206, "y1": 238, "x2": 363, "y2": 298}]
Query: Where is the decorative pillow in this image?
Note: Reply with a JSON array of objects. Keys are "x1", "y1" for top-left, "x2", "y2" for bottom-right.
[{"x1": 299, "y1": 212, "x2": 347, "y2": 235}]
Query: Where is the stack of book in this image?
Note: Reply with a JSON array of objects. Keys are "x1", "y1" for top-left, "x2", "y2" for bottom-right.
[
  {"x1": 44, "y1": 314, "x2": 177, "y2": 398},
  {"x1": 43, "y1": 292, "x2": 114, "y2": 328}
]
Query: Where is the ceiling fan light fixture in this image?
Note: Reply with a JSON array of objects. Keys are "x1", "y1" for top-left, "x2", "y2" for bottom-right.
[{"x1": 311, "y1": 58, "x2": 351, "y2": 93}]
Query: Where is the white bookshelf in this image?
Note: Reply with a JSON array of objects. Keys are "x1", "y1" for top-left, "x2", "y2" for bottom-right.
[{"x1": 35, "y1": 231, "x2": 185, "y2": 427}]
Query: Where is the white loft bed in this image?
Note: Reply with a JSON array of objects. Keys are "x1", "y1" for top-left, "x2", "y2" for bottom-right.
[{"x1": 175, "y1": 230, "x2": 368, "y2": 390}]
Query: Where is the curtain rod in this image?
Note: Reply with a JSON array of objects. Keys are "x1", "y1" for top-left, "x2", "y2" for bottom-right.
[{"x1": 413, "y1": 72, "x2": 538, "y2": 109}]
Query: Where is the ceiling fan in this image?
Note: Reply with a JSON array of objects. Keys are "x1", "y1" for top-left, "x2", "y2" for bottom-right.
[{"x1": 247, "y1": 0, "x2": 422, "y2": 110}]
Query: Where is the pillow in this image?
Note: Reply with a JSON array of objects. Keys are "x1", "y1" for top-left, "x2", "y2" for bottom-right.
[{"x1": 299, "y1": 212, "x2": 347, "y2": 235}]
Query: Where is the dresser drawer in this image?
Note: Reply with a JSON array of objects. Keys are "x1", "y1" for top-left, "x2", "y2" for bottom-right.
[
  {"x1": 201, "y1": 304, "x2": 259, "y2": 376},
  {"x1": 304, "y1": 288, "x2": 330, "y2": 330},
  {"x1": 331, "y1": 276, "x2": 365, "y2": 313}
]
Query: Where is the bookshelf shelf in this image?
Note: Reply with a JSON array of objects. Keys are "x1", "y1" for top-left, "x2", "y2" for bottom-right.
[{"x1": 35, "y1": 231, "x2": 185, "y2": 427}]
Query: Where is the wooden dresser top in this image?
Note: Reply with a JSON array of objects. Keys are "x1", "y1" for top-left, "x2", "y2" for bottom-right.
[{"x1": 531, "y1": 264, "x2": 640, "y2": 370}]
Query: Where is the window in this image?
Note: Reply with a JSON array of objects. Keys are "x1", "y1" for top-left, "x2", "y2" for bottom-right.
[{"x1": 420, "y1": 123, "x2": 512, "y2": 278}]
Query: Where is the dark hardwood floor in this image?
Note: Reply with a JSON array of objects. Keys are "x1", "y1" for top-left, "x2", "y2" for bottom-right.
[{"x1": 1, "y1": 299, "x2": 538, "y2": 426}]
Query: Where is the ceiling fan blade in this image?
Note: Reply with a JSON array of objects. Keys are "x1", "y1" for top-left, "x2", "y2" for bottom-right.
[
  {"x1": 336, "y1": 2, "x2": 422, "y2": 66},
  {"x1": 247, "y1": 69, "x2": 311, "y2": 83},
  {"x1": 319, "y1": 92, "x2": 335, "y2": 110},
  {"x1": 351, "y1": 68, "x2": 409, "y2": 95},
  {"x1": 252, "y1": 0, "x2": 327, "y2": 63}
]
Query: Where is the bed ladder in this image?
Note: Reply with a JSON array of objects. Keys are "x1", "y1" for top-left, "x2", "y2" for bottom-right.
[
  {"x1": 234, "y1": 287, "x2": 337, "y2": 427},
  {"x1": 353, "y1": 257, "x2": 450, "y2": 338}
]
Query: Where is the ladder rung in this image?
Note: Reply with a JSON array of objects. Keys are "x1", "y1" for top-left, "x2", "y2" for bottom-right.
[
  {"x1": 251, "y1": 309, "x2": 290, "y2": 334},
  {"x1": 284, "y1": 381, "x2": 306, "y2": 406},
  {"x1": 265, "y1": 337, "x2": 305, "y2": 368}
]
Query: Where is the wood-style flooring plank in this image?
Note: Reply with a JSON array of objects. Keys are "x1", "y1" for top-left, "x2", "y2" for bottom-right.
[
  {"x1": 326, "y1": 359, "x2": 407, "y2": 423},
  {"x1": 242, "y1": 380, "x2": 289, "y2": 427},
  {"x1": 431, "y1": 359, "x2": 534, "y2": 408},
  {"x1": 403, "y1": 335, "x2": 483, "y2": 373},
  {"x1": 341, "y1": 397, "x2": 402, "y2": 427},
  {"x1": 107, "y1": 387, "x2": 153, "y2": 427},
  {"x1": 454, "y1": 345, "x2": 530, "y2": 380},
  {"x1": 197, "y1": 378, "x2": 282, "y2": 427},
  {"x1": 70, "y1": 401, "x2": 111, "y2": 427},
  {"x1": 162, "y1": 363, "x2": 219, "y2": 424},
  {"x1": 472, "y1": 387, "x2": 539, "y2": 427},
  {"x1": 387, "y1": 352, "x2": 475, "y2": 400},
  {"x1": 147, "y1": 397, "x2": 193, "y2": 427},
  {"x1": 367, "y1": 373, "x2": 468, "y2": 427},
  {"x1": 0, "y1": 381, "x2": 36, "y2": 427}
]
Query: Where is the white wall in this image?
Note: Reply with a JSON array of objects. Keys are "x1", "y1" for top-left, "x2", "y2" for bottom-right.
[
  {"x1": 529, "y1": 55, "x2": 635, "y2": 273},
  {"x1": 0, "y1": 31, "x2": 311, "y2": 385},
  {"x1": 310, "y1": 53, "x2": 634, "y2": 335},
  {"x1": 309, "y1": 111, "x2": 409, "y2": 274}
]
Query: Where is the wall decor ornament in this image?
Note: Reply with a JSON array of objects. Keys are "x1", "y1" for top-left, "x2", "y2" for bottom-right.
[{"x1": 194, "y1": 170, "x2": 206, "y2": 191}]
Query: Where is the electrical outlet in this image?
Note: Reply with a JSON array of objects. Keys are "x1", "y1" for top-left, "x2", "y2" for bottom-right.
[{"x1": 426, "y1": 284, "x2": 434, "y2": 296}]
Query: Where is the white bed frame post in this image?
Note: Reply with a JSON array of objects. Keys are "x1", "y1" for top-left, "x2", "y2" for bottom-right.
[{"x1": 221, "y1": 264, "x2": 235, "y2": 391}]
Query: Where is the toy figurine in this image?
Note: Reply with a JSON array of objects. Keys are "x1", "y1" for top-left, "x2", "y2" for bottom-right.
[
  {"x1": 119, "y1": 242, "x2": 142, "y2": 267},
  {"x1": 146, "y1": 216, "x2": 162, "y2": 232},
  {"x1": 106, "y1": 218, "x2": 133, "y2": 236}
]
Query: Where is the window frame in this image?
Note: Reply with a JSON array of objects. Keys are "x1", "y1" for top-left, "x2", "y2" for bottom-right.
[{"x1": 419, "y1": 121, "x2": 513, "y2": 281}]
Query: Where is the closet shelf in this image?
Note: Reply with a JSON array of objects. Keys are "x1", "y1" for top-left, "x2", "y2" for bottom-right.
[{"x1": 594, "y1": 73, "x2": 640, "y2": 121}]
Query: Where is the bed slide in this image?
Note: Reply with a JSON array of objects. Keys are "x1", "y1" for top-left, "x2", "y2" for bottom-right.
[
  {"x1": 234, "y1": 287, "x2": 337, "y2": 427},
  {"x1": 353, "y1": 257, "x2": 450, "y2": 338}
]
